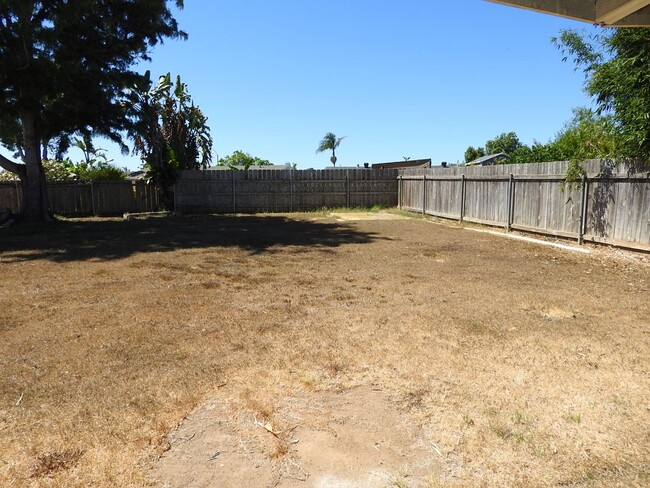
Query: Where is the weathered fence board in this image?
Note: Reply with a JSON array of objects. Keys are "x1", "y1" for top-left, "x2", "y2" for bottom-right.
[
  {"x1": 0, "y1": 181, "x2": 161, "y2": 216},
  {"x1": 0, "y1": 182, "x2": 21, "y2": 212},
  {"x1": 174, "y1": 169, "x2": 399, "y2": 213},
  {"x1": 400, "y1": 160, "x2": 650, "y2": 250}
]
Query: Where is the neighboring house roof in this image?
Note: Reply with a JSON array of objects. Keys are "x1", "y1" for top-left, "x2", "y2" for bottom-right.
[
  {"x1": 371, "y1": 159, "x2": 431, "y2": 170},
  {"x1": 485, "y1": 0, "x2": 650, "y2": 27},
  {"x1": 127, "y1": 170, "x2": 146, "y2": 180},
  {"x1": 466, "y1": 153, "x2": 509, "y2": 166}
]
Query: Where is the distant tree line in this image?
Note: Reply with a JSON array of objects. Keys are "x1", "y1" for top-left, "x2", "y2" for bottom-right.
[
  {"x1": 464, "y1": 109, "x2": 618, "y2": 165},
  {"x1": 464, "y1": 28, "x2": 650, "y2": 171}
]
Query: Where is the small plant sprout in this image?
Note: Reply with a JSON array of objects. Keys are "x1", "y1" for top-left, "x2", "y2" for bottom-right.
[
  {"x1": 513, "y1": 410, "x2": 532, "y2": 426},
  {"x1": 567, "y1": 413, "x2": 582, "y2": 424},
  {"x1": 462, "y1": 414, "x2": 475, "y2": 426}
]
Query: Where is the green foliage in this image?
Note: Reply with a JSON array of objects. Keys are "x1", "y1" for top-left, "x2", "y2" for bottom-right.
[
  {"x1": 37, "y1": 135, "x2": 129, "y2": 182},
  {"x1": 1, "y1": 159, "x2": 128, "y2": 182},
  {"x1": 464, "y1": 132, "x2": 522, "y2": 164},
  {"x1": 43, "y1": 160, "x2": 77, "y2": 182},
  {"x1": 71, "y1": 135, "x2": 110, "y2": 167},
  {"x1": 0, "y1": 0, "x2": 186, "y2": 147},
  {"x1": 218, "y1": 150, "x2": 271, "y2": 170},
  {"x1": 72, "y1": 162, "x2": 128, "y2": 182},
  {"x1": 552, "y1": 108, "x2": 619, "y2": 161},
  {"x1": 129, "y1": 72, "x2": 213, "y2": 209},
  {"x1": 464, "y1": 146, "x2": 485, "y2": 163},
  {"x1": 553, "y1": 28, "x2": 650, "y2": 162},
  {"x1": 485, "y1": 132, "x2": 523, "y2": 156},
  {"x1": 465, "y1": 109, "x2": 620, "y2": 168},
  {"x1": 0, "y1": 170, "x2": 19, "y2": 182},
  {"x1": 316, "y1": 132, "x2": 345, "y2": 166},
  {"x1": 0, "y1": 1, "x2": 186, "y2": 220}
]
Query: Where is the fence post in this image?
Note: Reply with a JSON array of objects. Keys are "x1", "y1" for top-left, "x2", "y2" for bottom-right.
[
  {"x1": 14, "y1": 181, "x2": 20, "y2": 212},
  {"x1": 578, "y1": 174, "x2": 588, "y2": 245},
  {"x1": 460, "y1": 175, "x2": 466, "y2": 222},
  {"x1": 90, "y1": 181, "x2": 96, "y2": 216},
  {"x1": 506, "y1": 173, "x2": 514, "y2": 231},
  {"x1": 289, "y1": 169, "x2": 293, "y2": 212},
  {"x1": 398, "y1": 175, "x2": 402, "y2": 210},
  {"x1": 422, "y1": 174, "x2": 426, "y2": 215},
  {"x1": 346, "y1": 169, "x2": 350, "y2": 208},
  {"x1": 232, "y1": 170, "x2": 236, "y2": 213}
]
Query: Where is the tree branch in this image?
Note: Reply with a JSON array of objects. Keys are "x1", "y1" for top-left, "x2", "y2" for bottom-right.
[{"x1": 0, "y1": 152, "x2": 26, "y2": 179}]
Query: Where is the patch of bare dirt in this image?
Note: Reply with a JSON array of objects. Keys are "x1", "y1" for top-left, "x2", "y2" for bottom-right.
[
  {"x1": 153, "y1": 385, "x2": 437, "y2": 488},
  {"x1": 329, "y1": 212, "x2": 409, "y2": 221}
]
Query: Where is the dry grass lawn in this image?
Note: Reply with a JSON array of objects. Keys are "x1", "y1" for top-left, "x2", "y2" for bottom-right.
[{"x1": 0, "y1": 213, "x2": 648, "y2": 487}]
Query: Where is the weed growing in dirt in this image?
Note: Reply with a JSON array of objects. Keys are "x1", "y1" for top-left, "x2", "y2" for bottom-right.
[{"x1": 566, "y1": 412, "x2": 582, "y2": 423}]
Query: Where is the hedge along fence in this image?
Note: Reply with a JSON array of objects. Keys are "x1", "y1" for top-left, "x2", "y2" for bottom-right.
[
  {"x1": 399, "y1": 160, "x2": 650, "y2": 251},
  {"x1": 174, "y1": 168, "x2": 399, "y2": 213},
  {"x1": 0, "y1": 180, "x2": 161, "y2": 216}
]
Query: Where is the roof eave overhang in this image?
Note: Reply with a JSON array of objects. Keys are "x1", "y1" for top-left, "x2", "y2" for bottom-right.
[{"x1": 485, "y1": 0, "x2": 650, "y2": 27}]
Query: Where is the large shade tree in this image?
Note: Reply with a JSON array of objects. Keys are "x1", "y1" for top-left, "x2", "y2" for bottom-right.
[{"x1": 0, "y1": 0, "x2": 186, "y2": 221}]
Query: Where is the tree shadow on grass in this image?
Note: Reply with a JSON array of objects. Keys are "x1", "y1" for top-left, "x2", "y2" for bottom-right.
[{"x1": 0, "y1": 214, "x2": 387, "y2": 263}]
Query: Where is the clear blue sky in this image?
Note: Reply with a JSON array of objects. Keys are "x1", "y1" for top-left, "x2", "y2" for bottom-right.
[{"x1": 91, "y1": 0, "x2": 599, "y2": 169}]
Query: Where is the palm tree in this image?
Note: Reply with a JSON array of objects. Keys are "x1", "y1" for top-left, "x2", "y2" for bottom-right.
[{"x1": 316, "y1": 132, "x2": 345, "y2": 166}]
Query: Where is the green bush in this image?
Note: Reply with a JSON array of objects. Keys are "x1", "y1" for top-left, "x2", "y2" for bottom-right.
[
  {"x1": 0, "y1": 160, "x2": 128, "y2": 183},
  {"x1": 73, "y1": 162, "x2": 128, "y2": 182}
]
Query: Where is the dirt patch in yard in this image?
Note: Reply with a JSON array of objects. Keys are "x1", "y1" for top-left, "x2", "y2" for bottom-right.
[
  {"x1": 153, "y1": 385, "x2": 438, "y2": 487},
  {"x1": 0, "y1": 213, "x2": 648, "y2": 487},
  {"x1": 329, "y1": 211, "x2": 409, "y2": 221}
]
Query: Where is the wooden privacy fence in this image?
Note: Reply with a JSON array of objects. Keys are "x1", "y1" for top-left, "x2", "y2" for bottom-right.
[
  {"x1": 399, "y1": 160, "x2": 650, "y2": 250},
  {"x1": 0, "y1": 180, "x2": 161, "y2": 216},
  {"x1": 174, "y1": 168, "x2": 399, "y2": 213}
]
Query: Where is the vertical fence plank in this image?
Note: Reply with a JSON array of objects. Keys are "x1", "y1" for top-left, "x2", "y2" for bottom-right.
[
  {"x1": 460, "y1": 175, "x2": 466, "y2": 222},
  {"x1": 507, "y1": 174, "x2": 514, "y2": 231},
  {"x1": 289, "y1": 169, "x2": 293, "y2": 212},
  {"x1": 396, "y1": 175, "x2": 400, "y2": 208},
  {"x1": 346, "y1": 169, "x2": 350, "y2": 208},
  {"x1": 579, "y1": 176, "x2": 588, "y2": 245},
  {"x1": 422, "y1": 174, "x2": 426, "y2": 216},
  {"x1": 232, "y1": 171, "x2": 236, "y2": 213},
  {"x1": 90, "y1": 182, "x2": 96, "y2": 216}
]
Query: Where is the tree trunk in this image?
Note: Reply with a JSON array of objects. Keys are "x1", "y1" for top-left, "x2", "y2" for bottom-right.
[
  {"x1": 20, "y1": 110, "x2": 51, "y2": 221},
  {"x1": 0, "y1": 153, "x2": 26, "y2": 180}
]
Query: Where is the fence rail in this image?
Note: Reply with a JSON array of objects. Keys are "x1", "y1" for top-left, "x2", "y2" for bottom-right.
[
  {"x1": 0, "y1": 180, "x2": 161, "y2": 216},
  {"x1": 174, "y1": 168, "x2": 399, "y2": 213},
  {"x1": 399, "y1": 160, "x2": 650, "y2": 250}
]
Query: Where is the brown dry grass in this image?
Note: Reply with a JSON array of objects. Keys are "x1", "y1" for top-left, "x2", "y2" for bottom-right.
[{"x1": 0, "y1": 213, "x2": 648, "y2": 487}]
